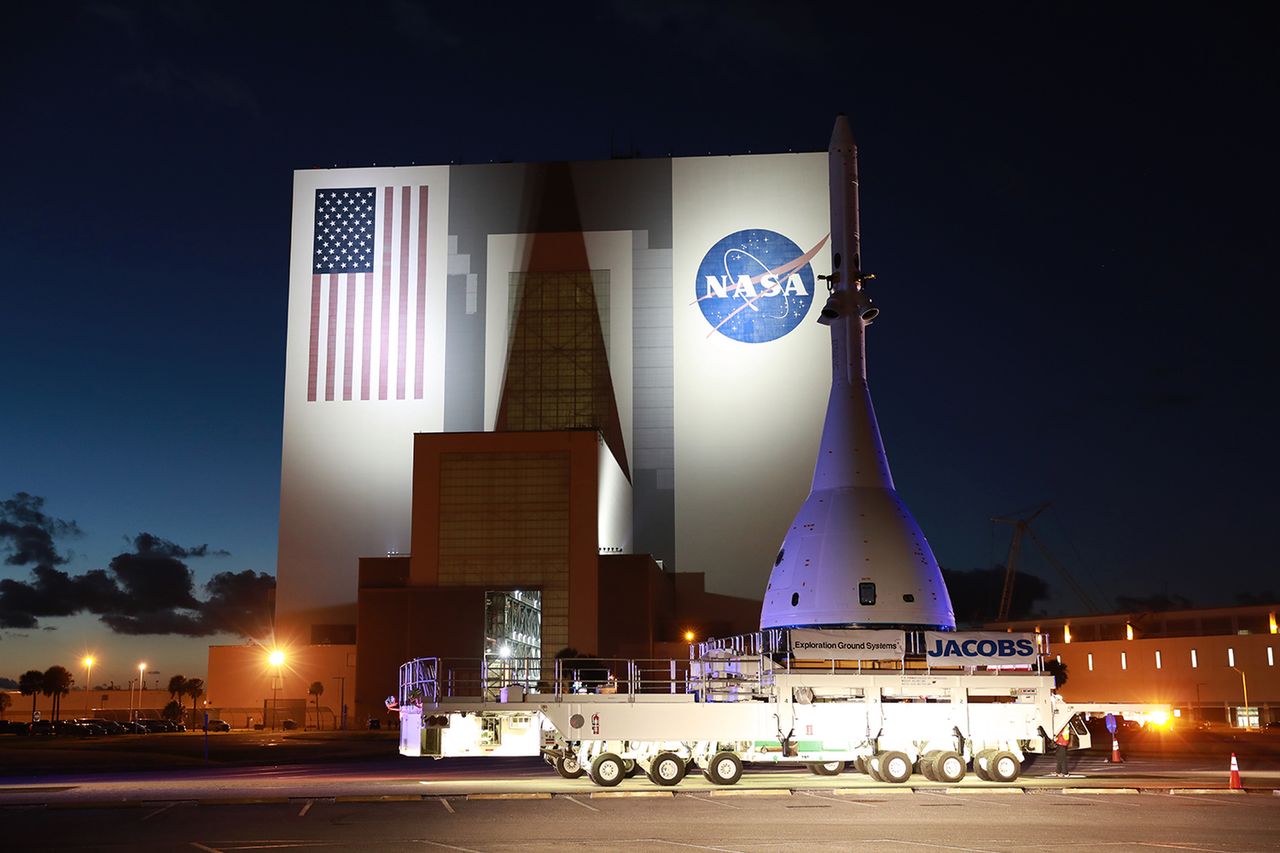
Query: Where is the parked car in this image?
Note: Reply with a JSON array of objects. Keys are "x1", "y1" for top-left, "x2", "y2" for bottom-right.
[
  {"x1": 141, "y1": 719, "x2": 174, "y2": 733},
  {"x1": 1264, "y1": 720, "x2": 1280, "y2": 731},
  {"x1": 281, "y1": 718, "x2": 299, "y2": 730},
  {"x1": 206, "y1": 719, "x2": 231, "y2": 732},
  {"x1": 76, "y1": 718, "x2": 126, "y2": 735},
  {"x1": 28, "y1": 720, "x2": 56, "y2": 736},
  {"x1": 0, "y1": 720, "x2": 29, "y2": 735},
  {"x1": 121, "y1": 721, "x2": 149, "y2": 734}
]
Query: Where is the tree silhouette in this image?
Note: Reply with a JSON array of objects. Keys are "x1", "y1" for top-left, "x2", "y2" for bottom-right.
[
  {"x1": 18, "y1": 670, "x2": 43, "y2": 721},
  {"x1": 184, "y1": 678, "x2": 205, "y2": 723},
  {"x1": 42, "y1": 666, "x2": 73, "y2": 721},
  {"x1": 308, "y1": 681, "x2": 324, "y2": 730},
  {"x1": 0, "y1": 691, "x2": 11, "y2": 719},
  {"x1": 162, "y1": 700, "x2": 183, "y2": 722}
]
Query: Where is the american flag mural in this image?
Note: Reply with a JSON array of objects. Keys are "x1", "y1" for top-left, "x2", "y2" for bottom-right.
[{"x1": 308, "y1": 186, "x2": 428, "y2": 402}]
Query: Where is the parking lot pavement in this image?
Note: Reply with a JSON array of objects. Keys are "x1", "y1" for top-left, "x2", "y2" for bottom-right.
[{"x1": 6, "y1": 788, "x2": 1280, "y2": 852}]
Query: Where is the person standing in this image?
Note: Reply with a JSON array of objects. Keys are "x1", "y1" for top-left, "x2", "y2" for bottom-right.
[{"x1": 1053, "y1": 723, "x2": 1072, "y2": 776}]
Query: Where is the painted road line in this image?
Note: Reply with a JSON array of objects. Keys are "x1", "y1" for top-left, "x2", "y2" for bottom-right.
[
  {"x1": 1168, "y1": 788, "x2": 1247, "y2": 795},
  {"x1": 141, "y1": 801, "x2": 182, "y2": 821},
  {"x1": 465, "y1": 792, "x2": 552, "y2": 800},
  {"x1": 945, "y1": 787, "x2": 1025, "y2": 795},
  {"x1": 438, "y1": 797, "x2": 455, "y2": 814},
  {"x1": 561, "y1": 795, "x2": 600, "y2": 811},
  {"x1": 413, "y1": 839, "x2": 485, "y2": 853},
  {"x1": 591, "y1": 790, "x2": 674, "y2": 799},
  {"x1": 197, "y1": 798, "x2": 291, "y2": 806},
  {"x1": 642, "y1": 838, "x2": 748, "y2": 853},
  {"x1": 684, "y1": 794, "x2": 741, "y2": 809},
  {"x1": 190, "y1": 844, "x2": 224, "y2": 853},
  {"x1": 800, "y1": 791, "x2": 876, "y2": 808},
  {"x1": 1063, "y1": 788, "x2": 1142, "y2": 795},
  {"x1": 708, "y1": 788, "x2": 793, "y2": 797},
  {"x1": 833, "y1": 787, "x2": 915, "y2": 795},
  {"x1": 297, "y1": 800, "x2": 313, "y2": 817}
]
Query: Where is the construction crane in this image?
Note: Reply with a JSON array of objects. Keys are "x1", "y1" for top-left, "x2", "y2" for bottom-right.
[{"x1": 992, "y1": 503, "x2": 1098, "y2": 622}]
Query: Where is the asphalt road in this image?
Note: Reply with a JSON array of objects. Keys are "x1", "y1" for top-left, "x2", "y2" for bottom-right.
[{"x1": 5, "y1": 787, "x2": 1279, "y2": 852}]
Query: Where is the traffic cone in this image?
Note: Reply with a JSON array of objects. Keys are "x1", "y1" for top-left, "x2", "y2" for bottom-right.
[
  {"x1": 1229, "y1": 753, "x2": 1242, "y2": 790},
  {"x1": 1110, "y1": 737, "x2": 1123, "y2": 763}
]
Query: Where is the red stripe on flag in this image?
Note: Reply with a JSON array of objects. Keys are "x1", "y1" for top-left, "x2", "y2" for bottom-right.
[
  {"x1": 307, "y1": 275, "x2": 321, "y2": 401},
  {"x1": 380, "y1": 187, "x2": 393, "y2": 400},
  {"x1": 325, "y1": 274, "x2": 339, "y2": 401},
  {"x1": 415, "y1": 186, "x2": 428, "y2": 400},
  {"x1": 343, "y1": 274, "x2": 356, "y2": 401},
  {"x1": 397, "y1": 186, "x2": 410, "y2": 400},
  {"x1": 361, "y1": 269, "x2": 373, "y2": 400}
]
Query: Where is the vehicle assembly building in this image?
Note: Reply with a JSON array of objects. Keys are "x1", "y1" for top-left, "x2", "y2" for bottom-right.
[{"x1": 206, "y1": 147, "x2": 838, "y2": 724}]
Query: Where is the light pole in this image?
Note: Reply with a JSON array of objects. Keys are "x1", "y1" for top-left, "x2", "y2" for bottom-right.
[
  {"x1": 1230, "y1": 666, "x2": 1251, "y2": 729},
  {"x1": 82, "y1": 657, "x2": 95, "y2": 715},
  {"x1": 136, "y1": 663, "x2": 146, "y2": 723},
  {"x1": 332, "y1": 676, "x2": 346, "y2": 731},
  {"x1": 269, "y1": 650, "x2": 285, "y2": 731}
]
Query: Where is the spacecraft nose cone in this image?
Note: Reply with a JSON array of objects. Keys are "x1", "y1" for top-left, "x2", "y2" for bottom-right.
[{"x1": 830, "y1": 114, "x2": 855, "y2": 152}]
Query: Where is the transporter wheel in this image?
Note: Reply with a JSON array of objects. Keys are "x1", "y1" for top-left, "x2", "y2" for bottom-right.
[
  {"x1": 973, "y1": 749, "x2": 994, "y2": 781},
  {"x1": 809, "y1": 761, "x2": 844, "y2": 776},
  {"x1": 918, "y1": 750, "x2": 941, "y2": 781},
  {"x1": 866, "y1": 754, "x2": 884, "y2": 782},
  {"x1": 623, "y1": 758, "x2": 643, "y2": 778},
  {"x1": 879, "y1": 751, "x2": 913, "y2": 784},
  {"x1": 934, "y1": 751, "x2": 966, "y2": 784},
  {"x1": 590, "y1": 753, "x2": 626, "y2": 787},
  {"x1": 704, "y1": 751, "x2": 743, "y2": 786},
  {"x1": 647, "y1": 752, "x2": 686, "y2": 787},
  {"x1": 853, "y1": 756, "x2": 868, "y2": 775},
  {"x1": 555, "y1": 753, "x2": 585, "y2": 779},
  {"x1": 989, "y1": 750, "x2": 1021, "y2": 783}
]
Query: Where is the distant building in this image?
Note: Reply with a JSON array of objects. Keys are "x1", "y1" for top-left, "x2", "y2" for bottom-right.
[
  {"x1": 208, "y1": 151, "x2": 825, "y2": 722},
  {"x1": 990, "y1": 603, "x2": 1280, "y2": 726}
]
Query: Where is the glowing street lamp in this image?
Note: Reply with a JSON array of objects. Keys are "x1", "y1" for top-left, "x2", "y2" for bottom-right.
[
  {"x1": 269, "y1": 650, "x2": 285, "y2": 731},
  {"x1": 82, "y1": 656, "x2": 95, "y2": 714},
  {"x1": 684, "y1": 630, "x2": 696, "y2": 643},
  {"x1": 134, "y1": 662, "x2": 147, "y2": 723}
]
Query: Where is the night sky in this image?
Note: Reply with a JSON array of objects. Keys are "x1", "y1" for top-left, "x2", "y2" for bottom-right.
[{"x1": 2, "y1": 2, "x2": 1275, "y2": 685}]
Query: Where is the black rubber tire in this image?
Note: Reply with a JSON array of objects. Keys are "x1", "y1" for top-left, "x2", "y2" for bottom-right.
[
  {"x1": 555, "y1": 754, "x2": 585, "y2": 779},
  {"x1": 810, "y1": 761, "x2": 843, "y2": 776},
  {"x1": 989, "y1": 750, "x2": 1021, "y2": 783},
  {"x1": 934, "y1": 750, "x2": 966, "y2": 784},
  {"x1": 590, "y1": 753, "x2": 626, "y2": 787},
  {"x1": 623, "y1": 758, "x2": 642, "y2": 778},
  {"x1": 853, "y1": 755, "x2": 868, "y2": 775},
  {"x1": 973, "y1": 749, "x2": 993, "y2": 781},
  {"x1": 919, "y1": 750, "x2": 939, "y2": 781},
  {"x1": 879, "y1": 750, "x2": 913, "y2": 784},
  {"x1": 647, "y1": 752, "x2": 686, "y2": 787},
  {"x1": 704, "y1": 751, "x2": 743, "y2": 785},
  {"x1": 866, "y1": 755, "x2": 884, "y2": 782}
]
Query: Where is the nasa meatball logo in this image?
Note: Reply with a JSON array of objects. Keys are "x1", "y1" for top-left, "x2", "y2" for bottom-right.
[{"x1": 694, "y1": 229, "x2": 821, "y2": 343}]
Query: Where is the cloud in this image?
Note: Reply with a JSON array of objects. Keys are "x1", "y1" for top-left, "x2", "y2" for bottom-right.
[
  {"x1": 0, "y1": 493, "x2": 272, "y2": 637},
  {"x1": 0, "y1": 492, "x2": 81, "y2": 568}
]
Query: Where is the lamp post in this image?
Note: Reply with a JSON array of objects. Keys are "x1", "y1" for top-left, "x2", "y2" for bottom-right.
[
  {"x1": 136, "y1": 663, "x2": 147, "y2": 723},
  {"x1": 332, "y1": 676, "x2": 346, "y2": 731},
  {"x1": 82, "y1": 657, "x2": 95, "y2": 715},
  {"x1": 269, "y1": 650, "x2": 285, "y2": 731},
  {"x1": 1230, "y1": 666, "x2": 1251, "y2": 729}
]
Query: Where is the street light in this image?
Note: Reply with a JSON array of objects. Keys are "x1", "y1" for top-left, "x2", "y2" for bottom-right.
[
  {"x1": 332, "y1": 676, "x2": 346, "y2": 731},
  {"x1": 1230, "y1": 666, "x2": 1251, "y2": 729},
  {"x1": 135, "y1": 662, "x2": 146, "y2": 724},
  {"x1": 269, "y1": 650, "x2": 285, "y2": 731},
  {"x1": 82, "y1": 657, "x2": 95, "y2": 715}
]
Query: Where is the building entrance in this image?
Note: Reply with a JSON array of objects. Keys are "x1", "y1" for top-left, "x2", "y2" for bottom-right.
[{"x1": 484, "y1": 590, "x2": 542, "y2": 690}]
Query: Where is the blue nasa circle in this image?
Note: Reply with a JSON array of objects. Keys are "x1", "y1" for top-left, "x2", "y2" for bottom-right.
[{"x1": 694, "y1": 229, "x2": 815, "y2": 343}]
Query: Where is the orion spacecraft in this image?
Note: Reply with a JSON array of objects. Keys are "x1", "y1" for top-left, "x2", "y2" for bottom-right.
[{"x1": 760, "y1": 116, "x2": 956, "y2": 631}]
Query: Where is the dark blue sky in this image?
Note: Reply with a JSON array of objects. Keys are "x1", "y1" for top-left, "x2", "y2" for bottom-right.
[{"x1": 2, "y1": 2, "x2": 1276, "y2": 683}]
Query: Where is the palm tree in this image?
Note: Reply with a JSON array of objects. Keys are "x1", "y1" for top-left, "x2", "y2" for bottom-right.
[
  {"x1": 0, "y1": 691, "x2": 11, "y2": 720},
  {"x1": 308, "y1": 681, "x2": 324, "y2": 730},
  {"x1": 42, "y1": 666, "x2": 73, "y2": 721},
  {"x1": 19, "y1": 670, "x2": 43, "y2": 721},
  {"x1": 184, "y1": 678, "x2": 205, "y2": 724}
]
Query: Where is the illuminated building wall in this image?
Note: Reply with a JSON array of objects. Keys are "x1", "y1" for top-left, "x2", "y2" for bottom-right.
[{"x1": 275, "y1": 153, "x2": 830, "y2": 647}]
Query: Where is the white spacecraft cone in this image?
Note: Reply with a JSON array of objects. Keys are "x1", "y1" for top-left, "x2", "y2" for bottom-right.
[{"x1": 760, "y1": 116, "x2": 956, "y2": 631}]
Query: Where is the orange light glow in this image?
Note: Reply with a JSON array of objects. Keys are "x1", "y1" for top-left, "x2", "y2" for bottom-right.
[
  {"x1": 683, "y1": 630, "x2": 696, "y2": 642},
  {"x1": 268, "y1": 650, "x2": 286, "y2": 667},
  {"x1": 82, "y1": 656, "x2": 95, "y2": 668},
  {"x1": 1270, "y1": 612, "x2": 1277, "y2": 634},
  {"x1": 1126, "y1": 623, "x2": 1134, "y2": 641},
  {"x1": 1063, "y1": 625, "x2": 1071, "y2": 644}
]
